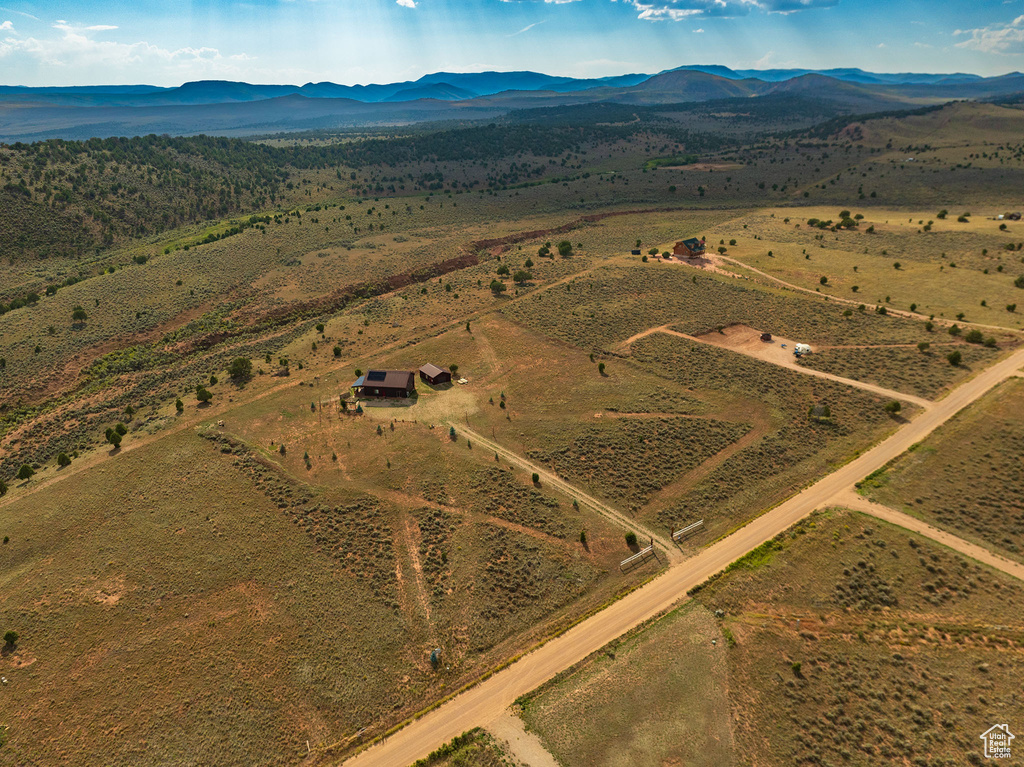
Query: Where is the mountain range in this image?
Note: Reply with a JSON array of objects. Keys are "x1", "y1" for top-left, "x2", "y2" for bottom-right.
[{"x1": 1, "y1": 65, "x2": 1022, "y2": 142}]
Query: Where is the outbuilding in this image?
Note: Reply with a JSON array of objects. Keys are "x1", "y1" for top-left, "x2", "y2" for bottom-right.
[
  {"x1": 353, "y1": 370, "x2": 416, "y2": 398},
  {"x1": 760, "y1": 332, "x2": 773, "y2": 342},
  {"x1": 419, "y1": 363, "x2": 451, "y2": 386}
]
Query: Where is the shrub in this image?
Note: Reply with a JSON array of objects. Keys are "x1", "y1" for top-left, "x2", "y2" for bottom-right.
[
  {"x1": 964, "y1": 329, "x2": 984, "y2": 344},
  {"x1": 490, "y1": 279, "x2": 507, "y2": 296},
  {"x1": 0, "y1": 480, "x2": 6, "y2": 496},
  {"x1": 1015, "y1": 275, "x2": 1024, "y2": 289},
  {"x1": 3, "y1": 630, "x2": 17, "y2": 647},
  {"x1": 531, "y1": 472, "x2": 540, "y2": 485},
  {"x1": 598, "y1": 362, "x2": 606, "y2": 375},
  {"x1": 115, "y1": 422, "x2": 128, "y2": 436},
  {"x1": 175, "y1": 398, "x2": 184, "y2": 413},
  {"x1": 625, "y1": 531, "x2": 638, "y2": 547},
  {"x1": 948, "y1": 324, "x2": 961, "y2": 337},
  {"x1": 196, "y1": 385, "x2": 213, "y2": 403},
  {"x1": 557, "y1": 240, "x2": 573, "y2": 257},
  {"x1": 16, "y1": 464, "x2": 35, "y2": 480},
  {"x1": 57, "y1": 453, "x2": 71, "y2": 467},
  {"x1": 228, "y1": 357, "x2": 253, "y2": 380},
  {"x1": 333, "y1": 346, "x2": 342, "y2": 357},
  {"x1": 884, "y1": 400, "x2": 902, "y2": 416},
  {"x1": 279, "y1": 443, "x2": 286, "y2": 455},
  {"x1": 105, "y1": 430, "x2": 121, "y2": 448},
  {"x1": 947, "y1": 350, "x2": 962, "y2": 366},
  {"x1": 917, "y1": 342, "x2": 930, "y2": 352}
]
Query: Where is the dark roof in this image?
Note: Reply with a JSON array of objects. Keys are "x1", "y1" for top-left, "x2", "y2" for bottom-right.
[
  {"x1": 363, "y1": 370, "x2": 415, "y2": 389},
  {"x1": 419, "y1": 363, "x2": 448, "y2": 378},
  {"x1": 682, "y1": 237, "x2": 704, "y2": 249}
]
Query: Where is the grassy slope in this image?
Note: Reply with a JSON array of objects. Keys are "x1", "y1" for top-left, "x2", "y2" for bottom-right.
[
  {"x1": 520, "y1": 601, "x2": 733, "y2": 767},
  {"x1": 862, "y1": 377, "x2": 1024, "y2": 563},
  {"x1": 694, "y1": 508, "x2": 1024, "y2": 765}
]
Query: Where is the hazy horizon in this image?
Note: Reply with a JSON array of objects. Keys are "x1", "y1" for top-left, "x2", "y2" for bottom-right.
[{"x1": 1, "y1": 0, "x2": 1024, "y2": 87}]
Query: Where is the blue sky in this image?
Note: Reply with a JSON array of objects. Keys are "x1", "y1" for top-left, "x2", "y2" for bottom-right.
[{"x1": 1, "y1": 0, "x2": 1023, "y2": 86}]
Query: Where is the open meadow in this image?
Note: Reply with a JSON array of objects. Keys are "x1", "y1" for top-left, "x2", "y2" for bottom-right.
[
  {"x1": 860, "y1": 377, "x2": 1024, "y2": 563},
  {"x1": 517, "y1": 508, "x2": 1024, "y2": 767},
  {"x1": 2, "y1": 96, "x2": 1024, "y2": 766}
]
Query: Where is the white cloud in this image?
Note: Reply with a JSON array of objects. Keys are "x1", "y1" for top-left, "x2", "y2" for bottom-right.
[
  {"x1": 0, "y1": 23, "x2": 254, "y2": 80},
  {"x1": 693, "y1": 27, "x2": 704, "y2": 32},
  {"x1": 396, "y1": 0, "x2": 417, "y2": 6},
  {"x1": 955, "y1": 15, "x2": 1024, "y2": 54},
  {"x1": 86, "y1": 24, "x2": 118, "y2": 31},
  {"x1": 0, "y1": 6, "x2": 38, "y2": 21},
  {"x1": 508, "y1": 20, "x2": 546, "y2": 36},
  {"x1": 617, "y1": 0, "x2": 837, "y2": 21},
  {"x1": 0, "y1": 19, "x2": 13, "y2": 30}
]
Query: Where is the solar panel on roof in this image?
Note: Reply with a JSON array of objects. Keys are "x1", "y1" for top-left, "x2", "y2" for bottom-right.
[{"x1": 366, "y1": 370, "x2": 387, "y2": 381}]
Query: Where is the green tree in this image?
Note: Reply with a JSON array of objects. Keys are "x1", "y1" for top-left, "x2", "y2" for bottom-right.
[
  {"x1": 71, "y1": 305, "x2": 88, "y2": 323},
  {"x1": 489, "y1": 279, "x2": 507, "y2": 296},
  {"x1": 449, "y1": 363, "x2": 459, "y2": 377},
  {"x1": 105, "y1": 429, "x2": 122, "y2": 448},
  {"x1": 513, "y1": 270, "x2": 532, "y2": 285},
  {"x1": 496, "y1": 264, "x2": 510, "y2": 277},
  {"x1": 531, "y1": 472, "x2": 540, "y2": 485},
  {"x1": 1015, "y1": 275, "x2": 1024, "y2": 289},
  {"x1": 918, "y1": 341, "x2": 930, "y2": 352},
  {"x1": 333, "y1": 345, "x2": 342, "y2": 357},
  {"x1": 964, "y1": 329, "x2": 984, "y2": 344},
  {"x1": 196, "y1": 385, "x2": 213, "y2": 403},
  {"x1": 3, "y1": 630, "x2": 17, "y2": 647},
  {"x1": 228, "y1": 356, "x2": 253, "y2": 381},
  {"x1": 57, "y1": 453, "x2": 71, "y2": 467},
  {"x1": 557, "y1": 240, "x2": 573, "y2": 257},
  {"x1": 625, "y1": 531, "x2": 638, "y2": 547},
  {"x1": 884, "y1": 400, "x2": 902, "y2": 416},
  {"x1": 820, "y1": 276, "x2": 828, "y2": 285},
  {"x1": 115, "y1": 422, "x2": 128, "y2": 436},
  {"x1": 598, "y1": 362, "x2": 606, "y2": 376},
  {"x1": 175, "y1": 398, "x2": 184, "y2": 413},
  {"x1": 947, "y1": 350, "x2": 962, "y2": 366},
  {"x1": 0, "y1": 479, "x2": 7, "y2": 496},
  {"x1": 16, "y1": 464, "x2": 35, "y2": 480}
]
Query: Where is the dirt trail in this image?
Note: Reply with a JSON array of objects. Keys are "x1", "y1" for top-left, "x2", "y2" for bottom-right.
[
  {"x1": 643, "y1": 406, "x2": 772, "y2": 514},
  {"x1": 401, "y1": 516, "x2": 433, "y2": 625},
  {"x1": 454, "y1": 424, "x2": 678, "y2": 562},
  {"x1": 835, "y1": 492, "x2": 1024, "y2": 582},
  {"x1": 487, "y1": 711, "x2": 560, "y2": 767},
  {"x1": 339, "y1": 346, "x2": 1024, "y2": 767},
  {"x1": 621, "y1": 324, "x2": 935, "y2": 409},
  {"x1": 716, "y1": 254, "x2": 1023, "y2": 335}
]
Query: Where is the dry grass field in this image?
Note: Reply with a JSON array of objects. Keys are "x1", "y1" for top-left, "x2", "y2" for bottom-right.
[
  {"x1": 860, "y1": 377, "x2": 1024, "y2": 563},
  {"x1": 519, "y1": 602, "x2": 733, "y2": 767},
  {"x1": 695, "y1": 508, "x2": 1022, "y2": 765},
  {"x1": 3, "y1": 99, "x2": 1024, "y2": 766}
]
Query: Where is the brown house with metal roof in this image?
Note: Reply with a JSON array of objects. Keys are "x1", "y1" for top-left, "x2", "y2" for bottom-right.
[
  {"x1": 353, "y1": 370, "x2": 416, "y2": 398},
  {"x1": 673, "y1": 237, "x2": 706, "y2": 258},
  {"x1": 419, "y1": 364, "x2": 451, "y2": 385}
]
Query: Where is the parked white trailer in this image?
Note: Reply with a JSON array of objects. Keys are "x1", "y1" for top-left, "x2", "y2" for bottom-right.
[{"x1": 794, "y1": 343, "x2": 812, "y2": 355}]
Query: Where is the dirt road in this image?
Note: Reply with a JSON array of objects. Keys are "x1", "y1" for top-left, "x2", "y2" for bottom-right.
[
  {"x1": 456, "y1": 424, "x2": 678, "y2": 561},
  {"x1": 837, "y1": 491, "x2": 1024, "y2": 582},
  {"x1": 621, "y1": 324, "x2": 934, "y2": 408},
  {"x1": 340, "y1": 344, "x2": 1024, "y2": 767},
  {"x1": 487, "y1": 712, "x2": 560, "y2": 767}
]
